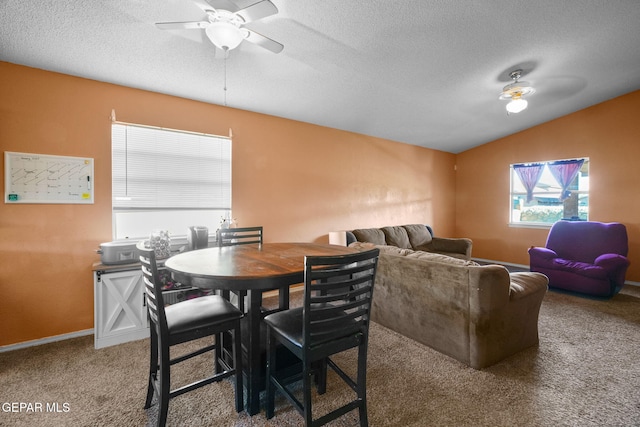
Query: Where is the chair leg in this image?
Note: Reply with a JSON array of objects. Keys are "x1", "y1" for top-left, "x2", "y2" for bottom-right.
[
  {"x1": 145, "y1": 327, "x2": 158, "y2": 409},
  {"x1": 157, "y1": 344, "x2": 171, "y2": 427},
  {"x1": 236, "y1": 291, "x2": 246, "y2": 313},
  {"x1": 357, "y1": 343, "x2": 369, "y2": 427},
  {"x1": 315, "y1": 359, "x2": 327, "y2": 395},
  {"x1": 214, "y1": 332, "x2": 222, "y2": 374},
  {"x1": 265, "y1": 330, "x2": 276, "y2": 419},
  {"x1": 359, "y1": 404, "x2": 369, "y2": 427},
  {"x1": 303, "y1": 360, "x2": 313, "y2": 427},
  {"x1": 233, "y1": 323, "x2": 243, "y2": 412}
]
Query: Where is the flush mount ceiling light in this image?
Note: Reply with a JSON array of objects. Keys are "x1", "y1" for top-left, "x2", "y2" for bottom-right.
[{"x1": 499, "y1": 69, "x2": 535, "y2": 114}]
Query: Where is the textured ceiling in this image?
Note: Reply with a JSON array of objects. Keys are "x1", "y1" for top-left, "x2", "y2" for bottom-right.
[{"x1": 1, "y1": 0, "x2": 639, "y2": 153}]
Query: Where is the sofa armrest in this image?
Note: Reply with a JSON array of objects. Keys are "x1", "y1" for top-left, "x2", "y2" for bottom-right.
[
  {"x1": 469, "y1": 268, "x2": 548, "y2": 310},
  {"x1": 426, "y1": 237, "x2": 472, "y2": 258},
  {"x1": 345, "y1": 231, "x2": 357, "y2": 246},
  {"x1": 469, "y1": 265, "x2": 511, "y2": 311},
  {"x1": 508, "y1": 272, "x2": 549, "y2": 300}
]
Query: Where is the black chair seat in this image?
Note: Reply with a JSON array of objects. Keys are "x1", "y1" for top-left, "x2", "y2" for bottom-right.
[
  {"x1": 264, "y1": 248, "x2": 380, "y2": 427},
  {"x1": 264, "y1": 305, "x2": 360, "y2": 350},
  {"x1": 166, "y1": 295, "x2": 243, "y2": 335}
]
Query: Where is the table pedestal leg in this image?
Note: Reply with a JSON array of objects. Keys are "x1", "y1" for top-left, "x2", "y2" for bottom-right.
[{"x1": 245, "y1": 289, "x2": 263, "y2": 415}]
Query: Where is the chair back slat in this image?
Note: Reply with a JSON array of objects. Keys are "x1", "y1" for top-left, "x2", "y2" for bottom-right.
[
  {"x1": 217, "y1": 226, "x2": 263, "y2": 247},
  {"x1": 137, "y1": 241, "x2": 168, "y2": 332},
  {"x1": 303, "y1": 248, "x2": 379, "y2": 352},
  {"x1": 142, "y1": 274, "x2": 160, "y2": 324}
]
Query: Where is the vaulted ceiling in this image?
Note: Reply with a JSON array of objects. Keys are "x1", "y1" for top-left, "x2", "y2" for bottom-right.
[{"x1": 1, "y1": 0, "x2": 639, "y2": 153}]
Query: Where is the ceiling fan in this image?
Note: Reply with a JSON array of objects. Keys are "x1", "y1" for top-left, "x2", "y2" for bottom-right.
[
  {"x1": 499, "y1": 69, "x2": 535, "y2": 114},
  {"x1": 155, "y1": 0, "x2": 283, "y2": 53}
]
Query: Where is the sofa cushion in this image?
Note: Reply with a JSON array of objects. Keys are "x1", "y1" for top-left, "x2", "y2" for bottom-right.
[
  {"x1": 405, "y1": 251, "x2": 479, "y2": 266},
  {"x1": 348, "y1": 241, "x2": 376, "y2": 251},
  {"x1": 403, "y1": 224, "x2": 432, "y2": 248},
  {"x1": 381, "y1": 226, "x2": 412, "y2": 249},
  {"x1": 352, "y1": 228, "x2": 386, "y2": 245},
  {"x1": 378, "y1": 245, "x2": 414, "y2": 256},
  {"x1": 350, "y1": 242, "x2": 476, "y2": 266},
  {"x1": 349, "y1": 242, "x2": 413, "y2": 256},
  {"x1": 552, "y1": 258, "x2": 608, "y2": 279}
]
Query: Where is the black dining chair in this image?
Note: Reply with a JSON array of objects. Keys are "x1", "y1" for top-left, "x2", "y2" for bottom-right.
[
  {"x1": 217, "y1": 226, "x2": 263, "y2": 246},
  {"x1": 217, "y1": 226, "x2": 264, "y2": 312},
  {"x1": 137, "y1": 241, "x2": 244, "y2": 427},
  {"x1": 264, "y1": 248, "x2": 380, "y2": 427}
]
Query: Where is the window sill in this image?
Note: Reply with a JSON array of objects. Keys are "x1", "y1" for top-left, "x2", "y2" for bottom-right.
[{"x1": 508, "y1": 222, "x2": 553, "y2": 229}]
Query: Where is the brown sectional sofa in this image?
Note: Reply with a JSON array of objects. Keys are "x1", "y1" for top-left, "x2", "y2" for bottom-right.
[
  {"x1": 346, "y1": 224, "x2": 472, "y2": 260},
  {"x1": 350, "y1": 242, "x2": 549, "y2": 369}
]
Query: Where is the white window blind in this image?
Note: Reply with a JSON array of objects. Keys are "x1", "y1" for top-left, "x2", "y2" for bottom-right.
[{"x1": 111, "y1": 123, "x2": 231, "y2": 239}]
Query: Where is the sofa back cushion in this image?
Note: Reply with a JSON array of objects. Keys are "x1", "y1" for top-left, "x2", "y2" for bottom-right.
[
  {"x1": 381, "y1": 226, "x2": 412, "y2": 249},
  {"x1": 348, "y1": 241, "x2": 412, "y2": 256},
  {"x1": 405, "y1": 251, "x2": 479, "y2": 266},
  {"x1": 352, "y1": 228, "x2": 386, "y2": 245},
  {"x1": 403, "y1": 224, "x2": 433, "y2": 248}
]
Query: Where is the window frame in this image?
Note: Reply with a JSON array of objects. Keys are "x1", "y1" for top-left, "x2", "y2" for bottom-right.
[{"x1": 509, "y1": 157, "x2": 589, "y2": 228}]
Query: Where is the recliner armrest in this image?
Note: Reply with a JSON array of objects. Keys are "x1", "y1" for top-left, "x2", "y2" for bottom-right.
[
  {"x1": 594, "y1": 253, "x2": 630, "y2": 271},
  {"x1": 528, "y1": 246, "x2": 558, "y2": 260}
]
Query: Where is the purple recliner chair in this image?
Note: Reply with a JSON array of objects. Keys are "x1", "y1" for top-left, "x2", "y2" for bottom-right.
[{"x1": 528, "y1": 221, "x2": 630, "y2": 297}]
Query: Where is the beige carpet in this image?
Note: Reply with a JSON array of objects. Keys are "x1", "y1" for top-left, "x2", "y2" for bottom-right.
[{"x1": 1, "y1": 286, "x2": 639, "y2": 427}]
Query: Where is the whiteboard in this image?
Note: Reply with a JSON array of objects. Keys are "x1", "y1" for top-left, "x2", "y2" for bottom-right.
[{"x1": 5, "y1": 151, "x2": 94, "y2": 204}]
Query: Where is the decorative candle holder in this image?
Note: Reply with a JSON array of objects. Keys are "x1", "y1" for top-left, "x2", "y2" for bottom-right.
[{"x1": 149, "y1": 229, "x2": 171, "y2": 259}]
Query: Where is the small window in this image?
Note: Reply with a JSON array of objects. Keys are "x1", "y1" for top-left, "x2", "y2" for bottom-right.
[
  {"x1": 111, "y1": 123, "x2": 231, "y2": 240},
  {"x1": 510, "y1": 157, "x2": 589, "y2": 226}
]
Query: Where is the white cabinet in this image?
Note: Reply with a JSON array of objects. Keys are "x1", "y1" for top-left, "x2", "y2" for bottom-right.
[{"x1": 93, "y1": 265, "x2": 149, "y2": 349}]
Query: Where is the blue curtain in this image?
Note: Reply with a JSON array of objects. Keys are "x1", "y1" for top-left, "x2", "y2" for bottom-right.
[
  {"x1": 514, "y1": 163, "x2": 545, "y2": 202},
  {"x1": 548, "y1": 159, "x2": 584, "y2": 201}
]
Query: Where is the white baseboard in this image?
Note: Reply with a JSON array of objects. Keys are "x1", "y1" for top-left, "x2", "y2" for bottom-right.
[{"x1": 0, "y1": 329, "x2": 94, "y2": 353}]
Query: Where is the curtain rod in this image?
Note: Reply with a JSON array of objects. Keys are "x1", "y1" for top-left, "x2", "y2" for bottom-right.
[{"x1": 110, "y1": 109, "x2": 232, "y2": 139}]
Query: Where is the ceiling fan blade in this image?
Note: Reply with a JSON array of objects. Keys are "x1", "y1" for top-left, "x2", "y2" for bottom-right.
[
  {"x1": 235, "y1": 0, "x2": 278, "y2": 23},
  {"x1": 244, "y1": 29, "x2": 283, "y2": 53},
  {"x1": 204, "y1": 0, "x2": 241, "y2": 12},
  {"x1": 155, "y1": 21, "x2": 209, "y2": 30}
]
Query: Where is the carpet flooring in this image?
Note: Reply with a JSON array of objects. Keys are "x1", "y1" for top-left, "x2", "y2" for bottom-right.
[{"x1": 1, "y1": 285, "x2": 639, "y2": 426}]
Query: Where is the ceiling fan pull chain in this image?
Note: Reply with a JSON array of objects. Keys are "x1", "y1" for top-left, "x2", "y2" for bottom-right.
[{"x1": 223, "y1": 47, "x2": 228, "y2": 107}]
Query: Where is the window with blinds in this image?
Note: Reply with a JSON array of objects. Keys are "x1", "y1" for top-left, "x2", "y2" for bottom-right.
[{"x1": 111, "y1": 123, "x2": 231, "y2": 240}]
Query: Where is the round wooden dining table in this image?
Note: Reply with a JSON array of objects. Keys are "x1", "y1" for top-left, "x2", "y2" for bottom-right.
[{"x1": 164, "y1": 242, "x2": 358, "y2": 415}]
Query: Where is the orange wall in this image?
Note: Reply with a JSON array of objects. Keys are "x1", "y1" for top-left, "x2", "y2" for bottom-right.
[
  {"x1": 456, "y1": 90, "x2": 640, "y2": 281},
  {"x1": 0, "y1": 62, "x2": 456, "y2": 346}
]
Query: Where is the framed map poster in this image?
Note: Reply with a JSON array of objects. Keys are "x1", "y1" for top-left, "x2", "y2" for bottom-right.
[{"x1": 5, "y1": 151, "x2": 94, "y2": 204}]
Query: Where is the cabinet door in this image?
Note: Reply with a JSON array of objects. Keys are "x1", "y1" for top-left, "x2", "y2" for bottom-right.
[{"x1": 94, "y1": 269, "x2": 148, "y2": 348}]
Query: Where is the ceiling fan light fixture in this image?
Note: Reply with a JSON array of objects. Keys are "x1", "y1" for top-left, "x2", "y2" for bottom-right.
[
  {"x1": 205, "y1": 21, "x2": 245, "y2": 51},
  {"x1": 499, "y1": 69, "x2": 535, "y2": 114},
  {"x1": 506, "y1": 96, "x2": 528, "y2": 114}
]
